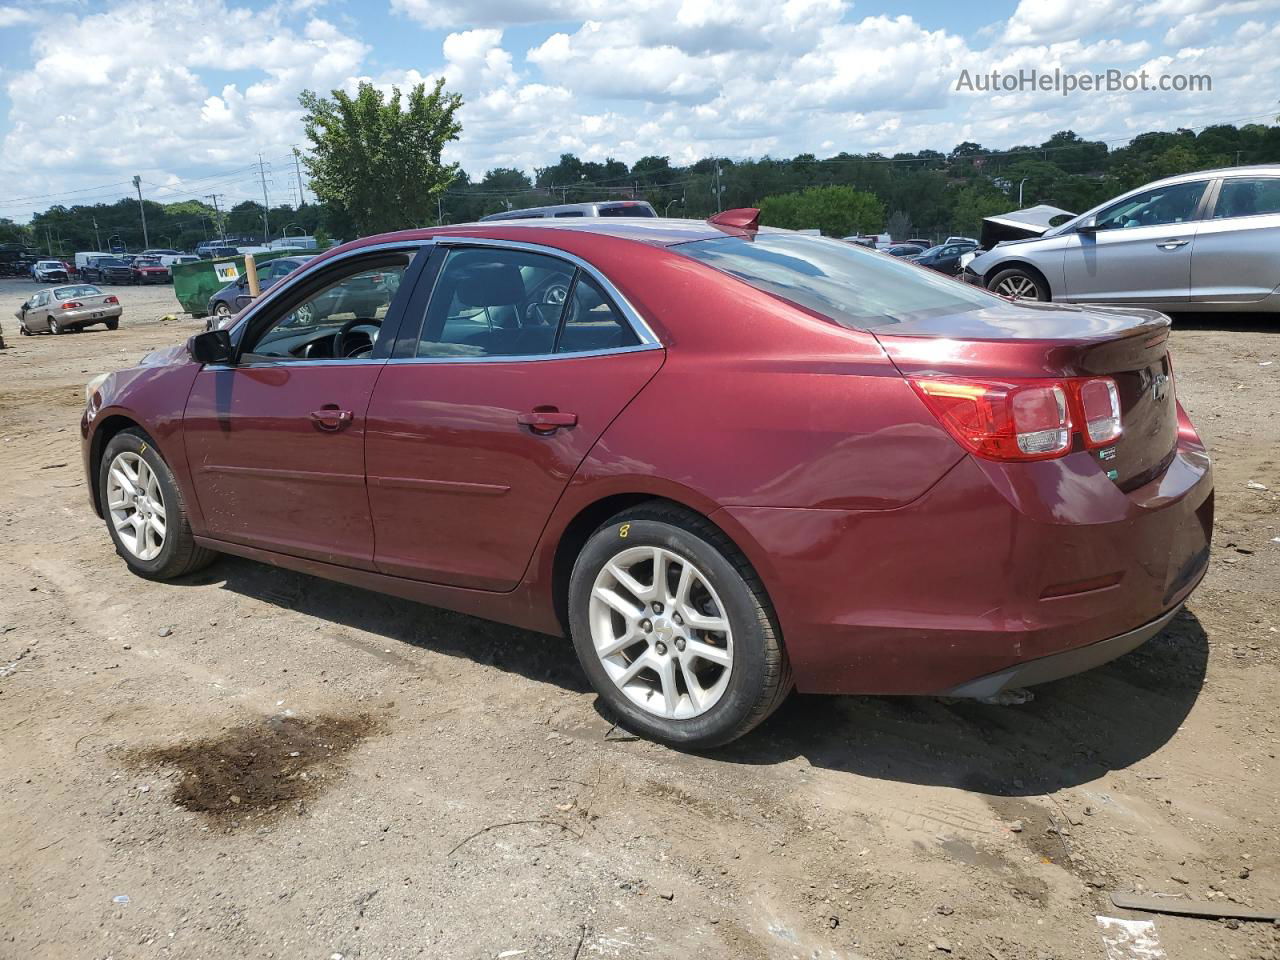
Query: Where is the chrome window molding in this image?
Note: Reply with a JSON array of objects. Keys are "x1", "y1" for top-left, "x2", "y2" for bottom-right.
[{"x1": 389, "y1": 342, "x2": 661, "y2": 365}]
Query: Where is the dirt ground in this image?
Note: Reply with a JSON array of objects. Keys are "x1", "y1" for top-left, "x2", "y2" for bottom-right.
[{"x1": 1, "y1": 277, "x2": 1277, "y2": 960}]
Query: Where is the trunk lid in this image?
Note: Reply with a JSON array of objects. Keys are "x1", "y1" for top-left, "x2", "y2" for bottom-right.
[{"x1": 874, "y1": 300, "x2": 1176, "y2": 489}]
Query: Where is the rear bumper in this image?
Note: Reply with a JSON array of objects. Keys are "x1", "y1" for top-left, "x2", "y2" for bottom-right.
[
  {"x1": 716, "y1": 404, "x2": 1213, "y2": 696},
  {"x1": 942, "y1": 602, "x2": 1187, "y2": 698}
]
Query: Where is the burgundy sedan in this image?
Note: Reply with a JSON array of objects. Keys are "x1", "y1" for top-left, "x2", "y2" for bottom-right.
[{"x1": 81, "y1": 212, "x2": 1213, "y2": 748}]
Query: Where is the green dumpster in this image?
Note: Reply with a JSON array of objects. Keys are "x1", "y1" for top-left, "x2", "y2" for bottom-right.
[{"x1": 172, "y1": 251, "x2": 293, "y2": 318}]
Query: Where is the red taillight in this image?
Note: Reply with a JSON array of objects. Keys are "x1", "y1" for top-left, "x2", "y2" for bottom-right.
[
  {"x1": 103, "y1": 296, "x2": 119, "y2": 304},
  {"x1": 60, "y1": 300, "x2": 82, "y2": 309},
  {"x1": 1075, "y1": 377, "x2": 1121, "y2": 446},
  {"x1": 910, "y1": 378, "x2": 1072, "y2": 461}
]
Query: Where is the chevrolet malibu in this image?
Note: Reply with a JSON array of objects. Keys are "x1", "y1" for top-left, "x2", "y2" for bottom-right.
[{"x1": 81, "y1": 212, "x2": 1213, "y2": 748}]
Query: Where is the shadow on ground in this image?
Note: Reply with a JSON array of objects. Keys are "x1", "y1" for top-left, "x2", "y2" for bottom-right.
[{"x1": 193, "y1": 556, "x2": 1208, "y2": 798}]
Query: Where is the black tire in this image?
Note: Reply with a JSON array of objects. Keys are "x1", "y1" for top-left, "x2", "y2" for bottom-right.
[
  {"x1": 987, "y1": 267, "x2": 1049, "y2": 302},
  {"x1": 214, "y1": 301, "x2": 232, "y2": 320},
  {"x1": 48, "y1": 317, "x2": 63, "y2": 335},
  {"x1": 98, "y1": 428, "x2": 216, "y2": 580},
  {"x1": 105, "y1": 318, "x2": 119, "y2": 331},
  {"x1": 568, "y1": 503, "x2": 792, "y2": 748}
]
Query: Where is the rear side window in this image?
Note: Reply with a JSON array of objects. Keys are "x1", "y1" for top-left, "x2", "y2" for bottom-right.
[
  {"x1": 554, "y1": 211, "x2": 585, "y2": 217},
  {"x1": 1213, "y1": 178, "x2": 1280, "y2": 219},
  {"x1": 557, "y1": 276, "x2": 639, "y2": 353},
  {"x1": 599, "y1": 204, "x2": 656, "y2": 218},
  {"x1": 415, "y1": 247, "x2": 641, "y2": 358},
  {"x1": 673, "y1": 233, "x2": 996, "y2": 330},
  {"x1": 416, "y1": 248, "x2": 576, "y2": 358}
]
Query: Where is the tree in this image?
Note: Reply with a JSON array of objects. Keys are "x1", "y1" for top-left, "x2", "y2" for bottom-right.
[
  {"x1": 299, "y1": 78, "x2": 463, "y2": 237},
  {"x1": 758, "y1": 185, "x2": 884, "y2": 236},
  {"x1": 886, "y1": 210, "x2": 912, "y2": 241}
]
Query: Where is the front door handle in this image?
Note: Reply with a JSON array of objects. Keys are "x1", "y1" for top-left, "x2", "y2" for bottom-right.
[
  {"x1": 1156, "y1": 238, "x2": 1190, "y2": 249},
  {"x1": 517, "y1": 408, "x2": 578, "y2": 434},
  {"x1": 310, "y1": 408, "x2": 353, "y2": 431}
]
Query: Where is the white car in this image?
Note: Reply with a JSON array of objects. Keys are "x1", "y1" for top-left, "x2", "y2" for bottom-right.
[
  {"x1": 32, "y1": 260, "x2": 69, "y2": 283},
  {"x1": 965, "y1": 165, "x2": 1280, "y2": 311}
]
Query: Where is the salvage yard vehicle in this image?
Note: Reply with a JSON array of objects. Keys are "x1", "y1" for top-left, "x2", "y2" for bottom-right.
[
  {"x1": 81, "y1": 212, "x2": 1213, "y2": 748},
  {"x1": 908, "y1": 240, "x2": 978, "y2": 275},
  {"x1": 481, "y1": 200, "x2": 658, "y2": 221},
  {"x1": 965, "y1": 165, "x2": 1280, "y2": 309},
  {"x1": 129, "y1": 255, "x2": 170, "y2": 285},
  {"x1": 81, "y1": 256, "x2": 133, "y2": 285},
  {"x1": 32, "y1": 259, "x2": 69, "y2": 283},
  {"x1": 206, "y1": 255, "x2": 316, "y2": 326},
  {"x1": 18, "y1": 284, "x2": 121, "y2": 334}
]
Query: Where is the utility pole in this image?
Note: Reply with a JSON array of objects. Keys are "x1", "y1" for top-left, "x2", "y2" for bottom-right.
[
  {"x1": 45, "y1": 225, "x2": 53, "y2": 256},
  {"x1": 1018, "y1": 177, "x2": 1029, "y2": 207},
  {"x1": 437, "y1": 195, "x2": 444, "y2": 225},
  {"x1": 257, "y1": 153, "x2": 271, "y2": 241},
  {"x1": 292, "y1": 147, "x2": 307, "y2": 207},
  {"x1": 713, "y1": 160, "x2": 723, "y2": 213},
  {"x1": 132, "y1": 175, "x2": 150, "y2": 249},
  {"x1": 92, "y1": 216, "x2": 102, "y2": 251},
  {"x1": 206, "y1": 194, "x2": 227, "y2": 243}
]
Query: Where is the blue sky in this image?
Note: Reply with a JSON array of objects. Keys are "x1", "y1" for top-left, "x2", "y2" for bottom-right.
[{"x1": 0, "y1": 0, "x2": 1277, "y2": 220}]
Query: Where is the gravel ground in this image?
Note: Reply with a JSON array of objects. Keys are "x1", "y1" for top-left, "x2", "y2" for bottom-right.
[{"x1": 1, "y1": 277, "x2": 1278, "y2": 960}]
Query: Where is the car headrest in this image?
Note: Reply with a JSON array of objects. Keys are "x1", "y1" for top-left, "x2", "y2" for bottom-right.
[{"x1": 455, "y1": 263, "x2": 524, "y2": 307}]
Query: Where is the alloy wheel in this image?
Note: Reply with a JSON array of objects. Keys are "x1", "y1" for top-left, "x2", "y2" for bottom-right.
[
  {"x1": 106, "y1": 451, "x2": 167, "y2": 561},
  {"x1": 588, "y1": 545, "x2": 734, "y2": 720},
  {"x1": 994, "y1": 275, "x2": 1039, "y2": 300}
]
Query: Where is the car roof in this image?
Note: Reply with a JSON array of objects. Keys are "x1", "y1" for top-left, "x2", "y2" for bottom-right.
[
  {"x1": 1147, "y1": 163, "x2": 1280, "y2": 188},
  {"x1": 418, "y1": 217, "x2": 738, "y2": 247}
]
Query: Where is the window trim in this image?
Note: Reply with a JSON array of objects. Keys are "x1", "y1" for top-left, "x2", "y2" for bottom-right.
[{"x1": 390, "y1": 236, "x2": 662, "y2": 365}]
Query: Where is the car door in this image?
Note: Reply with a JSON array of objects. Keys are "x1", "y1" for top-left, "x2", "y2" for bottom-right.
[
  {"x1": 365, "y1": 242, "x2": 665, "y2": 591},
  {"x1": 182, "y1": 245, "x2": 426, "y2": 569},
  {"x1": 25, "y1": 291, "x2": 49, "y2": 330},
  {"x1": 1189, "y1": 175, "x2": 1280, "y2": 303},
  {"x1": 1060, "y1": 179, "x2": 1209, "y2": 304}
]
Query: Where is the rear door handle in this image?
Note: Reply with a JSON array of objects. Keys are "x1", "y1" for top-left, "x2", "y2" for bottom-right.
[
  {"x1": 517, "y1": 408, "x2": 578, "y2": 434},
  {"x1": 310, "y1": 408, "x2": 353, "y2": 431},
  {"x1": 1156, "y1": 238, "x2": 1190, "y2": 249}
]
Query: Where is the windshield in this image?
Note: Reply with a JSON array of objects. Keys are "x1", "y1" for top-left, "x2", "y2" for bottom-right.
[
  {"x1": 673, "y1": 232, "x2": 997, "y2": 330},
  {"x1": 135, "y1": 257, "x2": 161, "y2": 265},
  {"x1": 97, "y1": 258, "x2": 127, "y2": 267},
  {"x1": 53, "y1": 285, "x2": 102, "y2": 298}
]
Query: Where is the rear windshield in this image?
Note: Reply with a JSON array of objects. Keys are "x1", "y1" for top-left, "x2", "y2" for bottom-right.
[
  {"x1": 53, "y1": 285, "x2": 102, "y2": 298},
  {"x1": 600, "y1": 204, "x2": 656, "y2": 217},
  {"x1": 673, "y1": 232, "x2": 997, "y2": 330}
]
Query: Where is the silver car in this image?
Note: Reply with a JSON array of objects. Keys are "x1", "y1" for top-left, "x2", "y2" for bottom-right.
[
  {"x1": 16, "y1": 284, "x2": 122, "y2": 335},
  {"x1": 966, "y1": 165, "x2": 1280, "y2": 312}
]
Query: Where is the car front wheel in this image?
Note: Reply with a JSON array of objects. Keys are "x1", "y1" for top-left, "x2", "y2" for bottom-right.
[
  {"x1": 99, "y1": 429, "x2": 216, "y2": 580},
  {"x1": 569, "y1": 504, "x2": 792, "y2": 748},
  {"x1": 988, "y1": 267, "x2": 1049, "y2": 301}
]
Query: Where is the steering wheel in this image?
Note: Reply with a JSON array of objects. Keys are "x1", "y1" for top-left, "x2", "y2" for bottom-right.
[
  {"x1": 333, "y1": 316, "x2": 382, "y2": 358},
  {"x1": 524, "y1": 279, "x2": 579, "y2": 326}
]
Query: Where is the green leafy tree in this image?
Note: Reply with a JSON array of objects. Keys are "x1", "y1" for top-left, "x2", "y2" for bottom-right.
[
  {"x1": 950, "y1": 185, "x2": 1012, "y2": 237},
  {"x1": 299, "y1": 79, "x2": 463, "y2": 237},
  {"x1": 758, "y1": 185, "x2": 884, "y2": 237}
]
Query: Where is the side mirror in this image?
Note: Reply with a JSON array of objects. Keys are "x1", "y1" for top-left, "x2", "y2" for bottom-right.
[
  {"x1": 1076, "y1": 216, "x2": 1099, "y2": 234},
  {"x1": 187, "y1": 329, "x2": 234, "y2": 365},
  {"x1": 234, "y1": 294, "x2": 254, "y2": 309}
]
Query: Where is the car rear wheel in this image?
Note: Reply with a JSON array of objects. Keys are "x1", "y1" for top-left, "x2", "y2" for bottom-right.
[
  {"x1": 988, "y1": 267, "x2": 1049, "y2": 302},
  {"x1": 568, "y1": 503, "x2": 792, "y2": 748},
  {"x1": 99, "y1": 429, "x2": 216, "y2": 580},
  {"x1": 105, "y1": 318, "x2": 119, "y2": 331},
  {"x1": 48, "y1": 317, "x2": 63, "y2": 335}
]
